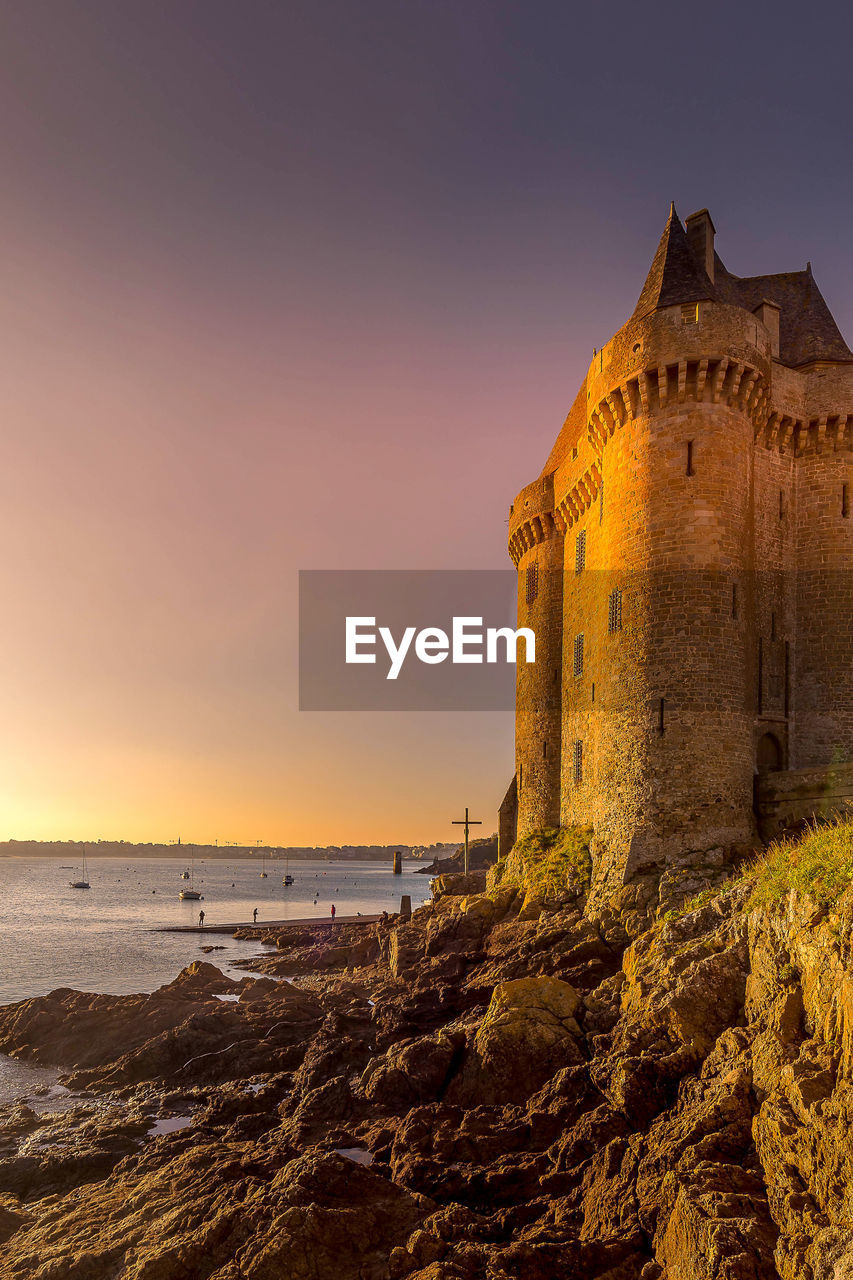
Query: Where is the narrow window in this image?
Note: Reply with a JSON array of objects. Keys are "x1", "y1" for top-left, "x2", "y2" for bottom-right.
[
  {"x1": 779, "y1": 489, "x2": 784, "y2": 520},
  {"x1": 573, "y1": 741, "x2": 583, "y2": 786},
  {"x1": 771, "y1": 612, "x2": 777, "y2": 642},
  {"x1": 843, "y1": 483, "x2": 850, "y2": 518},
  {"x1": 686, "y1": 441, "x2": 694, "y2": 476},
  {"x1": 575, "y1": 529, "x2": 586, "y2": 573},
  {"x1": 543, "y1": 740, "x2": 547, "y2": 759},
  {"x1": 681, "y1": 303, "x2": 699, "y2": 324},
  {"x1": 573, "y1": 633, "x2": 584, "y2": 678},
  {"x1": 591, "y1": 682, "x2": 595, "y2": 703},
  {"x1": 732, "y1": 582, "x2": 739, "y2": 620},
  {"x1": 658, "y1": 697, "x2": 666, "y2": 735},
  {"x1": 572, "y1": 445, "x2": 578, "y2": 460},
  {"x1": 608, "y1": 588, "x2": 622, "y2": 633},
  {"x1": 525, "y1": 562, "x2": 538, "y2": 605}
]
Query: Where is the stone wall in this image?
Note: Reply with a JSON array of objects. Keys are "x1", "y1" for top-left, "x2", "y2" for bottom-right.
[
  {"x1": 756, "y1": 762, "x2": 853, "y2": 841},
  {"x1": 506, "y1": 291, "x2": 853, "y2": 904}
]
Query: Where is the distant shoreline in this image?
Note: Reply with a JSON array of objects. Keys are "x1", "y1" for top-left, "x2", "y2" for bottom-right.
[{"x1": 0, "y1": 845, "x2": 457, "y2": 862}]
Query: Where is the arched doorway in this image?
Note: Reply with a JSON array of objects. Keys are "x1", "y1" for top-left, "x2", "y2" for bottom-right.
[{"x1": 756, "y1": 732, "x2": 783, "y2": 774}]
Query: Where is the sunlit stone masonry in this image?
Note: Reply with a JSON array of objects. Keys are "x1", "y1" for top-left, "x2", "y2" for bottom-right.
[{"x1": 500, "y1": 205, "x2": 853, "y2": 902}]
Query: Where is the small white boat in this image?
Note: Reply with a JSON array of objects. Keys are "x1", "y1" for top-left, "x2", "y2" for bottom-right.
[{"x1": 179, "y1": 849, "x2": 201, "y2": 900}]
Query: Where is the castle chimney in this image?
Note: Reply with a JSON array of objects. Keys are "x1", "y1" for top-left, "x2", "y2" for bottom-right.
[
  {"x1": 753, "y1": 298, "x2": 781, "y2": 358},
  {"x1": 685, "y1": 209, "x2": 716, "y2": 283}
]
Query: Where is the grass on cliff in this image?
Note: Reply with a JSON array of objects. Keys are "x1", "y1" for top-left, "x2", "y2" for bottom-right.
[
  {"x1": 744, "y1": 818, "x2": 853, "y2": 911},
  {"x1": 660, "y1": 819, "x2": 853, "y2": 923},
  {"x1": 494, "y1": 827, "x2": 593, "y2": 899}
]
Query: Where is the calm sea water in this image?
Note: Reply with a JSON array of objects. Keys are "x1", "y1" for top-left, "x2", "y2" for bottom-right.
[
  {"x1": 0, "y1": 855, "x2": 432, "y2": 1103},
  {"x1": 0, "y1": 855, "x2": 431, "y2": 1005}
]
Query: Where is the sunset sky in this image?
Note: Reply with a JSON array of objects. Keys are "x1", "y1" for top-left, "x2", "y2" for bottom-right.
[{"x1": 1, "y1": 1, "x2": 852, "y2": 844}]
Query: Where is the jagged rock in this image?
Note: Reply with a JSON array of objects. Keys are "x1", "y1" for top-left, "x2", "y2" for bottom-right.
[
  {"x1": 0, "y1": 1145, "x2": 433, "y2": 1279},
  {"x1": 359, "y1": 1030, "x2": 465, "y2": 1109},
  {"x1": 450, "y1": 976, "x2": 583, "y2": 1106},
  {"x1": 7, "y1": 856, "x2": 853, "y2": 1277},
  {"x1": 0, "y1": 1198, "x2": 29, "y2": 1247}
]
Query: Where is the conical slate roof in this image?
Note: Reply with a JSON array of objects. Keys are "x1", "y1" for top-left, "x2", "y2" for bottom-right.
[
  {"x1": 632, "y1": 203, "x2": 716, "y2": 320},
  {"x1": 630, "y1": 204, "x2": 853, "y2": 366}
]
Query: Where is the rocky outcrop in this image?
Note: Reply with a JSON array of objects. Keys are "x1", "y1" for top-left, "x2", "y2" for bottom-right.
[
  {"x1": 0, "y1": 962, "x2": 324, "y2": 1090},
  {"x1": 3, "y1": 858, "x2": 853, "y2": 1277},
  {"x1": 0, "y1": 1143, "x2": 432, "y2": 1279}
]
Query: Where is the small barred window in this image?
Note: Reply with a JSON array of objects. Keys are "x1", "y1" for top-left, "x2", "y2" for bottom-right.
[
  {"x1": 525, "y1": 562, "x2": 538, "y2": 605},
  {"x1": 573, "y1": 633, "x2": 584, "y2": 678},
  {"x1": 608, "y1": 588, "x2": 622, "y2": 633},
  {"x1": 573, "y1": 741, "x2": 583, "y2": 785},
  {"x1": 575, "y1": 529, "x2": 586, "y2": 573},
  {"x1": 681, "y1": 303, "x2": 699, "y2": 324}
]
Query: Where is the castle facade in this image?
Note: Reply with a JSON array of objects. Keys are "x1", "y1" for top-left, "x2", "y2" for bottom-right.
[{"x1": 501, "y1": 207, "x2": 853, "y2": 900}]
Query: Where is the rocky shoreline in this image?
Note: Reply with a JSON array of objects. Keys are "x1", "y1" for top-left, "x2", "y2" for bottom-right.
[{"x1": 0, "y1": 852, "x2": 849, "y2": 1278}]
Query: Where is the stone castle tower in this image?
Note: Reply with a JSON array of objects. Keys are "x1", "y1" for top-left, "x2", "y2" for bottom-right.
[{"x1": 500, "y1": 206, "x2": 853, "y2": 902}]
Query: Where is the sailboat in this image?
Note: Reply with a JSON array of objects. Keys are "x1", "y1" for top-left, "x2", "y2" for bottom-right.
[
  {"x1": 282, "y1": 850, "x2": 294, "y2": 886},
  {"x1": 179, "y1": 849, "x2": 201, "y2": 900},
  {"x1": 259, "y1": 849, "x2": 268, "y2": 879},
  {"x1": 70, "y1": 849, "x2": 90, "y2": 890}
]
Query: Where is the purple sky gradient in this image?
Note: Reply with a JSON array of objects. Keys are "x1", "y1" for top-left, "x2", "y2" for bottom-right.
[{"x1": 1, "y1": 1, "x2": 851, "y2": 843}]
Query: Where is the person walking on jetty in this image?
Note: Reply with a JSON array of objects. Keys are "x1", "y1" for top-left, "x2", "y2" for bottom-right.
[
  {"x1": 330, "y1": 903, "x2": 336, "y2": 923},
  {"x1": 198, "y1": 909, "x2": 205, "y2": 929},
  {"x1": 253, "y1": 908, "x2": 258, "y2": 924}
]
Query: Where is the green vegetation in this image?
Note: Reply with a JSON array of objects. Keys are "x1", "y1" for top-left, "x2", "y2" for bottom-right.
[
  {"x1": 660, "y1": 885, "x2": 720, "y2": 923},
  {"x1": 495, "y1": 826, "x2": 593, "y2": 898},
  {"x1": 659, "y1": 819, "x2": 853, "y2": 923},
  {"x1": 744, "y1": 818, "x2": 853, "y2": 910}
]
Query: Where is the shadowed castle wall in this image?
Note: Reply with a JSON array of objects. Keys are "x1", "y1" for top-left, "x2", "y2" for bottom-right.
[
  {"x1": 510, "y1": 473, "x2": 563, "y2": 832},
  {"x1": 795, "y1": 440, "x2": 853, "y2": 766}
]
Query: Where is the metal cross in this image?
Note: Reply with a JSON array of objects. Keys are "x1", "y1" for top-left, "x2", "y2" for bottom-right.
[{"x1": 451, "y1": 807, "x2": 482, "y2": 876}]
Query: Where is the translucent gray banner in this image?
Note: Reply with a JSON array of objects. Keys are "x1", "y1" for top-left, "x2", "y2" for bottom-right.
[{"x1": 299, "y1": 570, "x2": 520, "y2": 710}]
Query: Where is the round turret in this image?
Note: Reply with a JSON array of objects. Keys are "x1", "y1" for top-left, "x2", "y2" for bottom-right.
[{"x1": 509, "y1": 473, "x2": 563, "y2": 831}]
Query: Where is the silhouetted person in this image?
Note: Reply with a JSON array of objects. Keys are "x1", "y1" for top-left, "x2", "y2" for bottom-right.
[
  {"x1": 198, "y1": 910, "x2": 205, "y2": 928},
  {"x1": 253, "y1": 908, "x2": 258, "y2": 924},
  {"x1": 330, "y1": 903, "x2": 336, "y2": 922}
]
